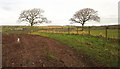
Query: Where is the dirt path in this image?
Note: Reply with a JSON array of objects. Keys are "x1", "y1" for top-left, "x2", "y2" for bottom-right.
[{"x1": 2, "y1": 34, "x2": 97, "y2": 67}]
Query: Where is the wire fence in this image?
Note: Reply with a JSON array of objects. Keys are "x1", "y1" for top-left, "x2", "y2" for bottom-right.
[
  {"x1": 2, "y1": 26, "x2": 119, "y2": 39},
  {"x1": 38, "y1": 26, "x2": 119, "y2": 39}
]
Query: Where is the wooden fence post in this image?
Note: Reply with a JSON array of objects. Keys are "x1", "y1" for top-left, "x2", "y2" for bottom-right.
[
  {"x1": 88, "y1": 26, "x2": 91, "y2": 35},
  {"x1": 51, "y1": 28, "x2": 53, "y2": 33},
  {"x1": 68, "y1": 26, "x2": 70, "y2": 34},
  {"x1": 62, "y1": 26, "x2": 63, "y2": 34},
  {"x1": 77, "y1": 27, "x2": 79, "y2": 34},
  {"x1": 46, "y1": 28, "x2": 47, "y2": 33},
  {"x1": 105, "y1": 26, "x2": 108, "y2": 39}
]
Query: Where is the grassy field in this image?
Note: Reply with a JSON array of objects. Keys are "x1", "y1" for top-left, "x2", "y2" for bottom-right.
[
  {"x1": 37, "y1": 26, "x2": 119, "y2": 39},
  {"x1": 32, "y1": 32, "x2": 119, "y2": 67},
  {"x1": 39, "y1": 29, "x2": 119, "y2": 39},
  {"x1": 90, "y1": 29, "x2": 118, "y2": 39},
  {"x1": 2, "y1": 26, "x2": 40, "y2": 34}
]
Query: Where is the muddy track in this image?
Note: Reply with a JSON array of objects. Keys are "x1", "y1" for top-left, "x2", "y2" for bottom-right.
[{"x1": 2, "y1": 34, "x2": 98, "y2": 67}]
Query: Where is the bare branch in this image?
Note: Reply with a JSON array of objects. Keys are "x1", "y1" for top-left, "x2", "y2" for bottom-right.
[
  {"x1": 18, "y1": 8, "x2": 48, "y2": 26},
  {"x1": 70, "y1": 8, "x2": 100, "y2": 30}
]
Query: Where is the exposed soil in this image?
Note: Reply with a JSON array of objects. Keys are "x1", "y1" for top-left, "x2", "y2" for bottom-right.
[{"x1": 2, "y1": 34, "x2": 99, "y2": 67}]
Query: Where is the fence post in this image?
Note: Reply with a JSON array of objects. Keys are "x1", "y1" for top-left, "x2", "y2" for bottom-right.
[
  {"x1": 51, "y1": 28, "x2": 53, "y2": 33},
  {"x1": 46, "y1": 28, "x2": 47, "y2": 33},
  {"x1": 105, "y1": 26, "x2": 108, "y2": 39},
  {"x1": 62, "y1": 26, "x2": 63, "y2": 34},
  {"x1": 77, "y1": 27, "x2": 79, "y2": 34},
  {"x1": 88, "y1": 26, "x2": 91, "y2": 35},
  {"x1": 68, "y1": 26, "x2": 70, "y2": 34}
]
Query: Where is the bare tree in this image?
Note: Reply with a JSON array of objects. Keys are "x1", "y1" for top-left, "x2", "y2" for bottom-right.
[
  {"x1": 19, "y1": 8, "x2": 48, "y2": 26},
  {"x1": 70, "y1": 8, "x2": 100, "y2": 31}
]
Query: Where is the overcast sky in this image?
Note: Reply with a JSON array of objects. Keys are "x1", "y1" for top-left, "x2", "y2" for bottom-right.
[{"x1": 0, "y1": 0, "x2": 119, "y2": 26}]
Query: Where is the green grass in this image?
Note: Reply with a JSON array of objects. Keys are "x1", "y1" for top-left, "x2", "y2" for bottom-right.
[
  {"x1": 2, "y1": 26, "x2": 41, "y2": 34},
  {"x1": 32, "y1": 32, "x2": 119, "y2": 67},
  {"x1": 65, "y1": 29, "x2": 118, "y2": 39},
  {"x1": 39, "y1": 28, "x2": 119, "y2": 39}
]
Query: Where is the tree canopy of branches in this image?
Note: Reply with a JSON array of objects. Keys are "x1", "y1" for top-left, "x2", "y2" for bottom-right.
[
  {"x1": 70, "y1": 8, "x2": 100, "y2": 31},
  {"x1": 19, "y1": 8, "x2": 48, "y2": 26}
]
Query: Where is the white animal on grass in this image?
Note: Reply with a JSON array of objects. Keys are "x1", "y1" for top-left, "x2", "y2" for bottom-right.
[{"x1": 17, "y1": 38, "x2": 20, "y2": 42}]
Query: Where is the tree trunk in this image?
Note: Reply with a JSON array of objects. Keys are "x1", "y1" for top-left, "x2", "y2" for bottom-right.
[
  {"x1": 31, "y1": 22, "x2": 33, "y2": 26},
  {"x1": 30, "y1": 19, "x2": 34, "y2": 26}
]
